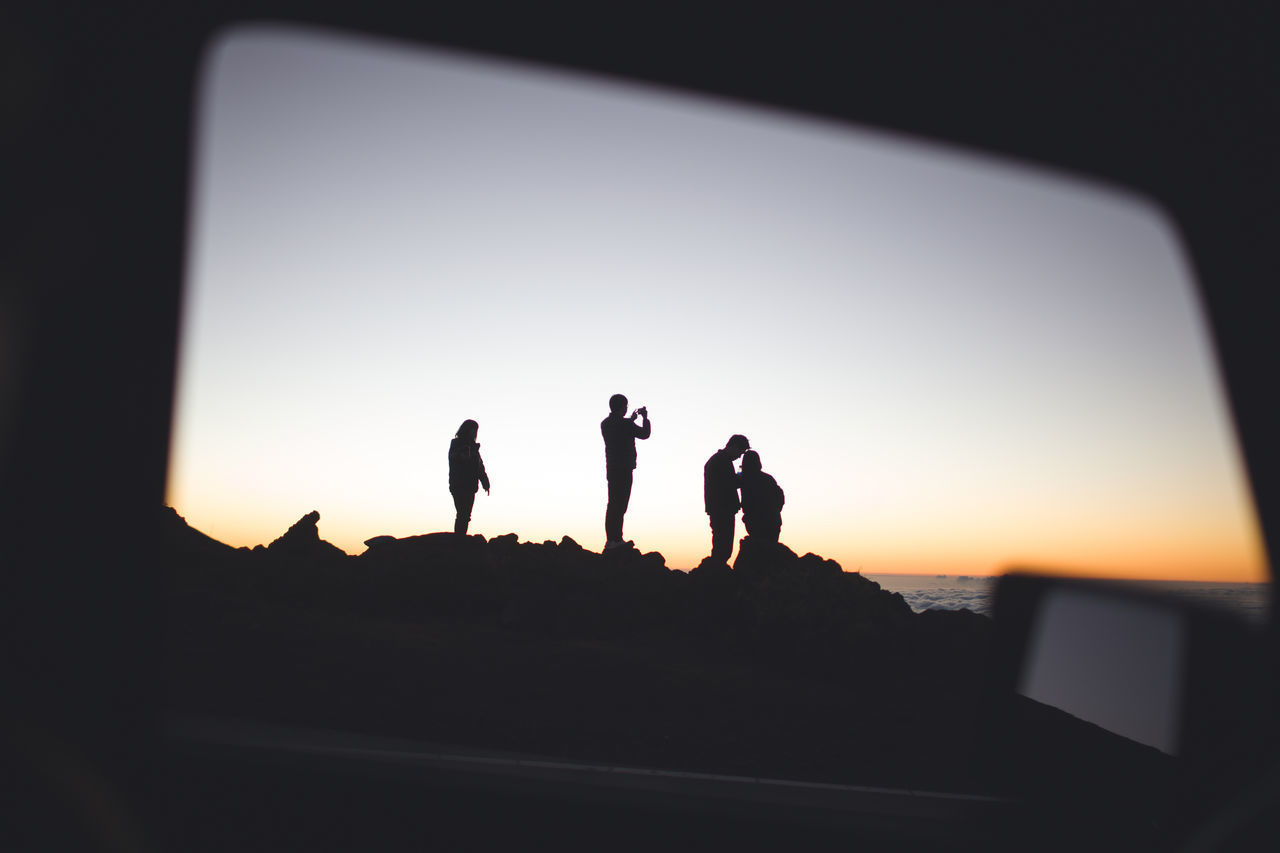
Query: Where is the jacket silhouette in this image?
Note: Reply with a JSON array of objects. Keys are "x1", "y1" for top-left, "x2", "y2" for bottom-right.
[
  {"x1": 601, "y1": 408, "x2": 651, "y2": 473},
  {"x1": 703, "y1": 434, "x2": 749, "y2": 564},
  {"x1": 448, "y1": 419, "x2": 489, "y2": 535},
  {"x1": 739, "y1": 450, "x2": 784, "y2": 544}
]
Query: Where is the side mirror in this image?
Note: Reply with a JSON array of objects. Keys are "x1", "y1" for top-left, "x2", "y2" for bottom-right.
[{"x1": 989, "y1": 573, "x2": 1273, "y2": 848}]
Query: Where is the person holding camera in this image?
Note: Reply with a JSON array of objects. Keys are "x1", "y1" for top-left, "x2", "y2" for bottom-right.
[{"x1": 601, "y1": 393, "x2": 651, "y2": 550}]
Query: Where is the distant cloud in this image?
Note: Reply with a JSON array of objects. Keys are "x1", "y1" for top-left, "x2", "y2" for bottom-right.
[
  {"x1": 873, "y1": 575, "x2": 1269, "y2": 623},
  {"x1": 898, "y1": 586, "x2": 996, "y2": 616}
]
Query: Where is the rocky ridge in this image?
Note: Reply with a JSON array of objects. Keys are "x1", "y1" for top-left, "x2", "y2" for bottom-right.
[{"x1": 162, "y1": 506, "x2": 999, "y2": 790}]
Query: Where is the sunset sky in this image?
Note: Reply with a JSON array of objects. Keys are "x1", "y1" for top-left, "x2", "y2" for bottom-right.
[{"x1": 167, "y1": 24, "x2": 1268, "y2": 582}]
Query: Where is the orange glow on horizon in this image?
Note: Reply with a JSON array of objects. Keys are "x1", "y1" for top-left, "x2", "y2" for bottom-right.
[{"x1": 168, "y1": 498, "x2": 1269, "y2": 584}]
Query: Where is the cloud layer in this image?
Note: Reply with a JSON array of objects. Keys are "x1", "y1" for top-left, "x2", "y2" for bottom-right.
[{"x1": 867, "y1": 575, "x2": 1270, "y2": 622}]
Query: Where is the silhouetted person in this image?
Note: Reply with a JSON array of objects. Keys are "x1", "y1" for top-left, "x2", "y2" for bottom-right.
[
  {"x1": 739, "y1": 450, "x2": 785, "y2": 545},
  {"x1": 448, "y1": 419, "x2": 489, "y2": 536},
  {"x1": 601, "y1": 393, "x2": 651, "y2": 550},
  {"x1": 704, "y1": 434, "x2": 750, "y2": 564}
]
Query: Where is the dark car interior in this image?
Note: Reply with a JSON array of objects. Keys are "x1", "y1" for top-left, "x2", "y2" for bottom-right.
[{"x1": 5, "y1": 2, "x2": 1279, "y2": 850}]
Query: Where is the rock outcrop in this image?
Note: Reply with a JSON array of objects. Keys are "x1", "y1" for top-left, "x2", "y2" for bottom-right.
[
  {"x1": 161, "y1": 509, "x2": 989, "y2": 679},
  {"x1": 160, "y1": 508, "x2": 1158, "y2": 799},
  {"x1": 265, "y1": 510, "x2": 349, "y2": 563}
]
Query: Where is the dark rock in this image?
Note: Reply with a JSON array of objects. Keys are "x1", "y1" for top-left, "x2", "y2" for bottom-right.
[
  {"x1": 165, "y1": 512, "x2": 991, "y2": 690},
  {"x1": 358, "y1": 531, "x2": 495, "y2": 573},
  {"x1": 266, "y1": 510, "x2": 348, "y2": 561},
  {"x1": 635, "y1": 550, "x2": 668, "y2": 575},
  {"x1": 600, "y1": 541, "x2": 667, "y2": 574},
  {"x1": 797, "y1": 551, "x2": 844, "y2": 577},
  {"x1": 732, "y1": 536, "x2": 799, "y2": 576},
  {"x1": 690, "y1": 556, "x2": 731, "y2": 577},
  {"x1": 158, "y1": 505, "x2": 238, "y2": 565},
  {"x1": 913, "y1": 607, "x2": 994, "y2": 658},
  {"x1": 362, "y1": 535, "x2": 397, "y2": 551},
  {"x1": 270, "y1": 510, "x2": 320, "y2": 544}
]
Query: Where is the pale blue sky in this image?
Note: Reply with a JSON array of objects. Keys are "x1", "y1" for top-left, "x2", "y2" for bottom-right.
[{"x1": 168, "y1": 24, "x2": 1264, "y2": 579}]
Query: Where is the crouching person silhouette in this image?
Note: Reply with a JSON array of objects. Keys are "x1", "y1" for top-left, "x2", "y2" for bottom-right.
[
  {"x1": 448, "y1": 419, "x2": 489, "y2": 536},
  {"x1": 739, "y1": 450, "x2": 785, "y2": 545},
  {"x1": 704, "y1": 434, "x2": 750, "y2": 564}
]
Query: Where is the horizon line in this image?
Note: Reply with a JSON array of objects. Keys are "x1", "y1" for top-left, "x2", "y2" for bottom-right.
[{"x1": 168, "y1": 507, "x2": 1269, "y2": 585}]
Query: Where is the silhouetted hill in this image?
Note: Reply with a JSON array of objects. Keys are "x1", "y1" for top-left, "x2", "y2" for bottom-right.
[
  {"x1": 161, "y1": 508, "x2": 1151, "y2": 796},
  {"x1": 159, "y1": 505, "x2": 240, "y2": 563},
  {"x1": 161, "y1": 508, "x2": 979, "y2": 662}
]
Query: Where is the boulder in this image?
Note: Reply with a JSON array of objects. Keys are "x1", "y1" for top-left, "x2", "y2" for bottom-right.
[
  {"x1": 265, "y1": 510, "x2": 348, "y2": 562},
  {"x1": 732, "y1": 536, "x2": 799, "y2": 576},
  {"x1": 362, "y1": 535, "x2": 397, "y2": 552},
  {"x1": 690, "y1": 555, "x2": 732, "y2": 577},
  {"x1": 358, "y1": 530, "x2": 495, "y2": 573}
]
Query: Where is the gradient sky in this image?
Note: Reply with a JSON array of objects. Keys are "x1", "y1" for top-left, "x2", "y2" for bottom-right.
[{"x1": 167, "y1": 24, "x2": 1268, "y2": 581}]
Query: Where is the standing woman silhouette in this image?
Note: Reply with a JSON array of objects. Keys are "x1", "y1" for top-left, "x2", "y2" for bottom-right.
[{"x1": 448, "y1": 419, "x2": 490, "y2": 535}]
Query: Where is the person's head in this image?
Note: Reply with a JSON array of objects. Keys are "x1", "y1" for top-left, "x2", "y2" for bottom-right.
[
  {"x1": 456, "y1": 419, "x2": 479, "y2": 440},
  {"x1": 726, "y1": 434, "x2": 750, "y2": 459},
  {"x1": 609, "y1": 394, "x2": 628, "y2": 416},
  {"x1": 741, "y1": 450, "x2": 762, "y2": 473}
]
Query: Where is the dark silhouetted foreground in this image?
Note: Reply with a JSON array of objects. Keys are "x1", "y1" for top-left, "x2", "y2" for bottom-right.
[{"x1": 161, "y1": 507, "x2": 1170, "y2": 798}]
